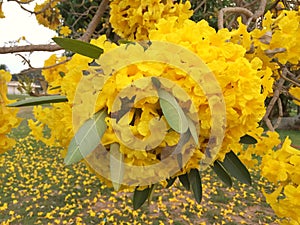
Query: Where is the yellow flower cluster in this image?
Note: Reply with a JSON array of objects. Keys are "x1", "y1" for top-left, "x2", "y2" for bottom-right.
[
  {"x1": 261, "y1": 137, "x2": 300, "y2": 224},
  {"x1": 230, "y1": 9, "x2": 300, "y2": 98},
  {"x1": 110, "y1": 0, "x2": 193, "y2": 40},
  {"x1": 41, "y1": 54, "x2": 68, "y2": 95},
  {"x1": 234, "y1": 129, "x2": 282, "y2": 168},
  {"x1": 34, "y1": 0, "x2": 61, "y2": 30},
  {"x1": 28, "y1": 53, "x2": 92, "y2": 149},
  {"x1": 233, "y1": 9, "x2": 300, "y2": 63},
  {"x1": 31, "y1": 18, "x2": 266, "y2": 187},
  {"x1": 150, "y1": 19, "x2": 266, "y2": 162},
  {"x1": 0, "y1": 70, "x2": 20, "y2": 154}
]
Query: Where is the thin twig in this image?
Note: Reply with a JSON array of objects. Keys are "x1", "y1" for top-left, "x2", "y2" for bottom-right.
[
  {"x1": 193, "y1": 0, "x2": 206, "y2": 14},
  {"x1": 15, "y1": 54, "x2": 70, "y2": 74}
]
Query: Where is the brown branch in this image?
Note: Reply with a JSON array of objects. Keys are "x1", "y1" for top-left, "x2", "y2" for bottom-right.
[
  {"x1": 252, "y1": 0, "x2": 267, "y2": 20},
  {"x1": 0, "y1": 44, "x2": 62, "y2": 54},
  {"x1": 218, "y1": 7, "x2": 253, "y2": 29},
  {"x1": 1, "y1": 0, "x2": 109, "y2": 54},
  {"x1": 193, "y1": 0, "x2": 206, "y2": 14},
  {"x1": 263, "y1": 77, "x2": 285, "y2": 131},
  {"x1": 281, "y1": 72, "x2": 300, "y2": 87},
  {"x1": 80, "y1": 0, "x2": 110, "y2": 42}
]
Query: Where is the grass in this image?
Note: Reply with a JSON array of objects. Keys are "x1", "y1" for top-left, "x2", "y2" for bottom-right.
[{"x1": 3, "y1": 110, "x2": 299, "y2": 224}]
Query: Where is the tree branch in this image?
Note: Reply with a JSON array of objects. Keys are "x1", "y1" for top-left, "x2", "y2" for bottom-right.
[
  {"x1": 0, "y1": 44, "x2": 62, "y2": 54},
  {"x1": 218, "y1": 7, "x2": 253, "y2": 29},
  {"x1": 263, "y1": 75, "x2": 285, "y2": 131},
  {"x1": 251, "y1": 0, "x2": 267, "y2": 20},
  {"x1": 80, "y1": 0, "x2": 110, "y2": 42}
]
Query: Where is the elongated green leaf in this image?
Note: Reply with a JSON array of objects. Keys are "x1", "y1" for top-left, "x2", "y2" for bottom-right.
[
  {"x1": 174, "y1": 131, "x2": 191, "y2": 169},
  {"x1": 64, "y1": 109, "x2": 108, "y2": 165},
  {"x1": 158, "y1": 89, "x2": 188, "y2": 133},
  {"x1": 7, "y1": 95, "x2": 67, "y2": 107},
  {"x1": 110, "y1": 143, "x2": 124, "y2": 191},
  {"x1": 173, "y1": 131, "x2": 191, "y2": 155},
  {"x1": 178, "y1": 173, "x2": 190, "y2": 190},
  {"x1": 151, "y1": 77, "x2": 161, "y2": 89},
  {"x1": 133, "y1": 186, "x2": 151, "y2": 210},
  {"x1": 211, "y1": 161, "x2": 233, "y2": 187},
  {"x1": 53, "y1": 37, "x2": 104, "y2": 59},
  {"x1": 177, "y1": 153, "x2": 183, "y2": 170},
  {"x1": 187, "y1": 117, "x2": 199, "y2": 146},
  {"x1": 148, "y1": 184, "x2": 157, "y2": 205},
  {"x1": 221, "y1": 151, "x2": 252, "y2": 185},
  {"x1": 239, "y1": 134, "x2": 258, "y2": 144},
  {"x1": 188, "y1": 169, "x2": 202, "y2": 203},
  {"x1": 166, "y1": 177, "x2": 177, "y2": 188}
]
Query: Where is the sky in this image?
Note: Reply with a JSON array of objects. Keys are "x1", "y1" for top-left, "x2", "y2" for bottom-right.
[{"x1": 0, "y1": 0, "x2": 62, "y2": 73}]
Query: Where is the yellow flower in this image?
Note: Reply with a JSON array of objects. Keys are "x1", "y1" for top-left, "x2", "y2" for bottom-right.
[
  {"x1": 0, "y1": 70, "x2": 20, "y2": 154},
  {"x1": 59, "y1": 26, "x2": 72, "y2": 36}
]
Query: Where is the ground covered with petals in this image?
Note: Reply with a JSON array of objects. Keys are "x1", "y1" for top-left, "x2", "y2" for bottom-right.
[{"x1": 0, "y1": 109, "x2": 281, "y2": 225}]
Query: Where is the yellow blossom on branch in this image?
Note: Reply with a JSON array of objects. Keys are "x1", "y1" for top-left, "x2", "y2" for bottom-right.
[
  {"x1": 59, "y1": 26, "x2": 72, "y2": 36},
  {"x1": 109, "y1": 0, "x2": 193, "y2": 40},
  {"x1": 34, "y1": 0, "x2": 61, "y2": 30}
]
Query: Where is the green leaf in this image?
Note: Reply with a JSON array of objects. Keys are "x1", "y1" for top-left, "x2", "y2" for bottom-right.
[
  {"x1": 148, "y1": 184, "x2": 157, "y2": 206},
  {"x1": 166, "y1": 177, "x2": 177, "y2": 188},
  {"x1": 157, "y1": 89, "x2": 188, "y2": 133},
  {"x1": 188, "y1": 169, "x2": 202, "y2": 203},
  {"x1": 64, "y1": 109, "x2": 108, "y2": 165},
  {"x1": 7, "y1": 95, "x2": 67, "y2": 107},
  {"x1": 178, "y1": 173, "x2": 190, "y2": 190},
  {"x1": 221, "y1": 151, "x2": 252, "y2": 185},
  {"x1": 53, "y1": 37, "x2": 104, "y2": 59},
  {"x1": 133, "y1": 186, "x2": 151, "y2": 210},
  {"x1": 174, "y1": 131, "x2": 191, "y2": 169},
  {"x1": 110, "y1": 143, "x2": 124, "y2": 191},
  {"x1": 187, "y1": 117, "x2": 199, "y2": 146},
  {"x1": 239, "y1": 134, "x2": 257, "y2": 144},
  {"x1": 211, "y1": 161, "x2": 233, "y2": 187},
  {"x1": 151, "y1": 77, "x2": 161, "y2": 89}
]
